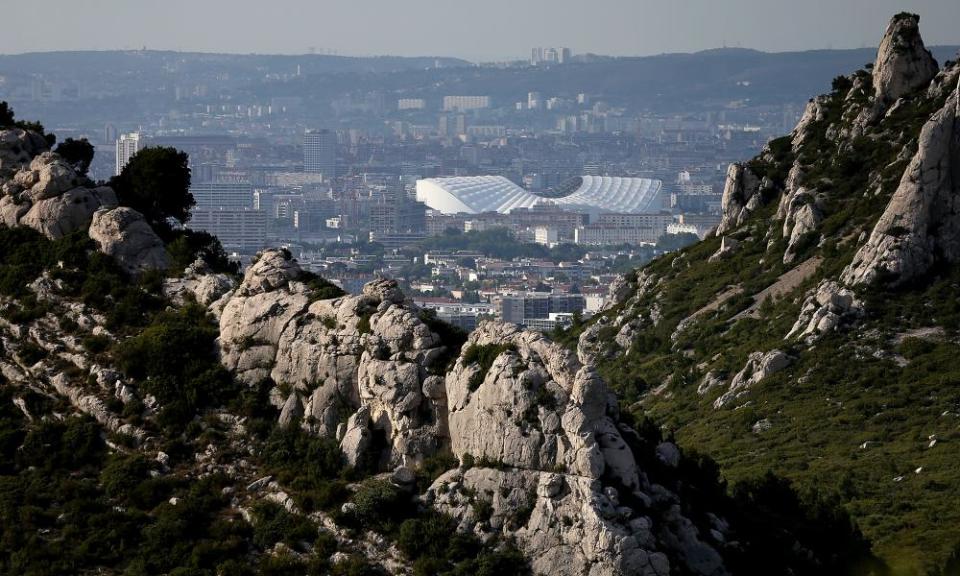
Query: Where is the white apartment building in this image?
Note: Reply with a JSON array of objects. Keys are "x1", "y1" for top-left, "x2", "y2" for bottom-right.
[
  {"x1": 115, "y1": 132, "x2": 140, "y2": 175},
  {"x1": 442, "y1": 96, "x2": 491, "y2": 112}
]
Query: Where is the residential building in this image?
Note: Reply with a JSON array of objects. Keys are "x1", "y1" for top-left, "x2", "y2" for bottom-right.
[
  {"x1": 115, "y1": 132, "x2": 140, "y2": 175},
  {"x1": 304, "y1": 129, "x2": 336, "y2": 178},
  {"x1": 442, "y1": 96, "x2": 491, "y2": 112}
]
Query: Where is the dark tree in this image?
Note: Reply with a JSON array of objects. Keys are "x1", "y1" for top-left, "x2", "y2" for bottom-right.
[
  {"x1": 166, "y1": 229, "x2": 239, "y2": 275},
  {"x1": 55, "y1": 138, "x2": 95, "y2": 175},
  {"x1": 0, "y1": 102, "x2": 14, "y2": 126},
  {"x1": 110, "y1": 146, "x2": 193, "y2": 230}
]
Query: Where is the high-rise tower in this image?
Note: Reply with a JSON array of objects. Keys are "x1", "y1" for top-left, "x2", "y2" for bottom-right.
[{"x1": 304, "y1": 129, "x2": 336, "y2": 179}]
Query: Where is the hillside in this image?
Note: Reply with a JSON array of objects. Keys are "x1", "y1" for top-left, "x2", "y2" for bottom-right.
[
  {"x1": 0, "y1": 85, "x2": 889, "y2": 575},
  {"x1": 572, "y1": 13, "x2": 960, "y2": 575}
]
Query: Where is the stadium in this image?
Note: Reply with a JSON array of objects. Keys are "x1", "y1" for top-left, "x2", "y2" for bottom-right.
[{"x1": 415, "y1": 175, "x2": 663, "y2": 215}]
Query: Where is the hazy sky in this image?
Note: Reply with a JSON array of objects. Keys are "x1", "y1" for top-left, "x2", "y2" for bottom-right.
[{"x1": 2, "y1": 0, "x2": 959, "y2": 61}]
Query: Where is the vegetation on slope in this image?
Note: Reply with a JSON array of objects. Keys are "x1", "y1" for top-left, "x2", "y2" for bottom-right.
[{"x1": 558, "y1": 55, "x2": 960, "y2": 574}]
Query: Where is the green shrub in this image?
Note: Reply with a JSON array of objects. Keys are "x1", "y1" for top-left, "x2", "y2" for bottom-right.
[
  {"x1": 462, "y1": 343, "x2": 517, "y2": 391},
  {"x1": 115, "y1": 303, "x2": 237, "y2": 427},
  {"x1": 341, "y1": 479, "x2": 411, "y2": 532},
  {"x1": 259, "y1": 425, "x2": 348, "y2": 512},
  {"x1": 251, "y1": 501, "x2": 316, "y2": 552}
]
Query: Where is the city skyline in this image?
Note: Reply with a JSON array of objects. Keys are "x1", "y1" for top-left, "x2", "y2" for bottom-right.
[{"x1": 1, "y1": 0, "x2": 958, "y2": 61}]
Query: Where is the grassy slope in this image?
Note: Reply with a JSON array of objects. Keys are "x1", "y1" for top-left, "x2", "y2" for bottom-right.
[{"x1": 580, "y1": 68, "x2": 960, "y2": 574}]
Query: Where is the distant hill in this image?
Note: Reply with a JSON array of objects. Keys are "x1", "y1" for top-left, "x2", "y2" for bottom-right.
[{"x1": 1, "y1": 46, "x2": 957, "y2": 125}]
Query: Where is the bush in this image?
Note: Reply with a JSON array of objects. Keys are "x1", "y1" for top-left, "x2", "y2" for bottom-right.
[
  {"x1": 300, "y1": 270, "x2": 347, "y2": 301},
  {"x1": 341, "y1": 480, "x2": 411, "y2": 532},
  {"x1": 251, "y1": 501, "x2": 317, "y2": 552},
  {"x1": 462, "y1": 343, "x2": 517, "y2": 390},
  {"x1": 166, "y1": 229, "x2": 239, "y2": 275},
  {"x1": 260, "y1": 425, "x2": 347, "y2": 512},
  {"x1": 114, "y1": 303, "x2": 237, "y2": 427}
]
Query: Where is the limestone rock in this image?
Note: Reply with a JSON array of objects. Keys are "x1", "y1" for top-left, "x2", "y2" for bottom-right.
[
  {"x1": 872, "y1": 13, "x2": 939, "y2": 107},
  {"x1": 429, "y1": 466, "x2": 724, "y2": 576},
  {"x1": 841, "y1": 90, "x2": 960, "y2": 286},
  {"x1": 0, "y1": 128, "x2": 48, "y2": 175},
  {"x1": 340, "y1": 406, "x2": 372, "y2": 468},
  {"x1": 219, "y1": 252, "x2": 447, "y2": 466},
  {"x1": 714, "y1": 350, "x2": 790, "y2": 409},
  {"x1": 852, "y1": 14, "x2": 940, "y2": 133},
  {"x1": 21, "y1": 186, "x2": 117, "y2": 239},
  {"x1": 219, "y1": 250, "x2": 313, "y2": 384},
  {"x1": 446, "y1": 321, "x2": 640, "y2": 489},
  {"x1": 785, "y1": 280, "x2": 862, "y2": 343},
  {"x1": 0, "y1": 194, "x2": 30, "y2": 227},
  {"x1": 708, "y1": 236, "x2": 739, "y2": 263},
  {"x1": 781, "y1": 190, "x2": 822, "y2": 264},
  {"x1": 237, "y1": 249, "x2": 303, "y2": 297},
  {"x1": 20, "y1": 152, "x2": 83, "y2": 201},
  {"x1": 791, "y1": 96, "x2": 828, "y2": 150},
  {"x1": 162, "y1": 258, "x2": 236, "y2": 306},
  {"x1": 697, "y1": 371, "x2": 725, "y2": 396},
  {"x1": 88, "y1": 207, "x2": 169, "y2": 274},
  {"x1": 1, "y1": 152, "x2": 117, "y2": 240},
  {"x1": 715, "y1": 163, "x2": 761, "y2": 235}
]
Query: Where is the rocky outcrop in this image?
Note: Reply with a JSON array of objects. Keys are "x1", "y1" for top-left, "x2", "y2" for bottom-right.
[
  {"x1": 430, "y1": 468, "x2": 673, "y2": 576},
  {"x1": 714, "y1": 350, "x2": 790, "y2": 409},
  {"x1": 715, "y1": 163, "x2": 761, "y2": 235},
  {"x1": 446, "y1": 321, "x2": 638, "y2": 487},
  {"x1": 790, "y1": 96, "x2": 828, "y2": 150},
  {"x1": 781, "y1": 189, "x2": 822, "y2": 264},
  {"x1": 0, "y1": 128, "x2": 48, "y2": 176},
  {"x1": 430, "y1": 320, "x2": 727, "y2": 576},
  {"x1": 0, "y1": 153, "x2": 117, "y2": 239},
  {"x1": 88, "y1": 207, "x2": 170, "y2": 274},
  {"x1": 852, "y1": 13, "x2": 940, "y2": 134},
  {"x1": 218, "y1": 250, "x2": 450, "y2": 467},
  {"x1": 872, "y1": 13, "x2": 939, "y2": 107},
  {"x1": 163, "y1": 258, "x2": 236, "y2": 306},
  {"x1": 785, "y1": 280, "x2": 862, "y2": 343},
  {"x1": 708, "y1": 236, "x2": 739, "y2": 263},
  {"x1": 841, "y1": 90, "x2": 960, "y2": 286}
]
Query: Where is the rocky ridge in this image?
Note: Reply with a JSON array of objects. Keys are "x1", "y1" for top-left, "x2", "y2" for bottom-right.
[
  {"x1": 210, "y1": 249, "x2": 734, "y2": 575},
  {"x1": 568, "y1": 13, "x2": 960, "y2": 571}
]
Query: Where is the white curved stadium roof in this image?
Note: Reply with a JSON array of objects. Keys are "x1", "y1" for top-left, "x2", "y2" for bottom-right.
[{"x1": 416, "y1": 175, "x2": 663, "y2": 215}]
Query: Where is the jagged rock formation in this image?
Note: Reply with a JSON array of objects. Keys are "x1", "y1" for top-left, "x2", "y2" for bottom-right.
[
  {"x1": 218, "y1": 249, "x2": 449, "y2": 467},
  {"x1": 713, "y1": 350, "x2": 790, "y2": 409},
  {"x1": 715, "y1": 163, "x2": 761, "y2": 235},
  {"x1": 852, "y1": 13, "x2": 941, "y2": 135},
  {"x1": 163, "y1": 258, "x2": 236, "y2": 306},
  {"x1": 88, "y1": 207, "x2": 170, "y2": 274},
  {"x1": 842, "y1": 88, "x2": 959, "y2": 286},
  {"x1": 429, "y1": 321, "x2": 727, "y2": 576},
  {"x1": 446, "y1": 321, "x2": 639, "y2": 487},
  {"x1": 789, "y1": 96, "x2": 828, "y2": 151},
  {"x1": 708, "y1": 236, "x2": 739, "y2": 262},
  {"x1": 785, "y1": 280, "x2": 862, "y2": 342},
  {"x1": 781, "y1": 190, "x2": 822, "y2": 264},
  {"x1": 872, "y1": 13, "x2": 939, "y2": 107},
  {"x1": 0, "y1": 152, "x2": 118, "y2": 239},
  {"x1": 0, "y1": 128, "x2": 48, "y2": 176}
]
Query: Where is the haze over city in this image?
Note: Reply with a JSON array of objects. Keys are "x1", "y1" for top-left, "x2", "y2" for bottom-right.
[
  {"x1": 1, "y1": 0, "x2": 959, "y2": 60},
  {"x1": 1, "y1": 3, "x2": 960, "y2": 576}
]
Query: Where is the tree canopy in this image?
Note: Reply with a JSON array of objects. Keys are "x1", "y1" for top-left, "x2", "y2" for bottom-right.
[
  {"x1": 54, "y1": 138, "x2": 95, "y2": 176},
  {"x1": 110, "y1": 146, "x2": 194, "y2": 231}
]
